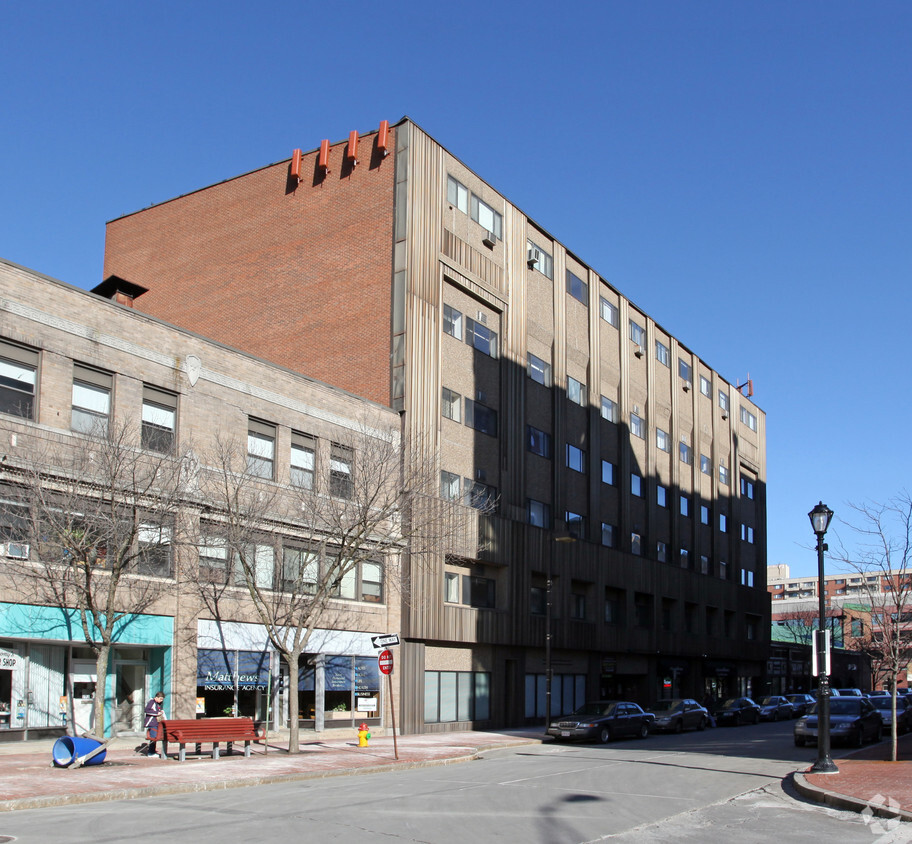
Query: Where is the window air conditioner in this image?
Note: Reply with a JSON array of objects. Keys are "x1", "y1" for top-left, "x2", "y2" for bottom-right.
[
  {"x1": 527, "y1": 253, "x2": 539, "y2": 269},
  {"x1": 634, "y1": 345, "x2": 645, "y2": 358},
  {"x1": 5, "y1": 542, "x2": 29, "y2": 560},
  {"x1": 482, "y1": 232, "x2": 496, "y2": 248},
  {"x1": 683, "y1": 381, "x2": 692, "y2": 392}
]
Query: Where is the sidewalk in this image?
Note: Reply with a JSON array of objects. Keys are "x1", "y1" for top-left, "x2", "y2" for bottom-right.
[
  {"x1": 0, "y1": 726, "x2": 910, "y2": 822},
  {"x1": 794, "y1": 731, "x2": 912, "y2": 823},
  {"x1": 0, "y1": 728, "x2": 543, "y2": 812}
]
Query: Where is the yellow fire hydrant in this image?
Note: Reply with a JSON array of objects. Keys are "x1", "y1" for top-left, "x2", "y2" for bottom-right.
[{"x1": 358, "y1": 723, "x2": 371, "y2": 747}]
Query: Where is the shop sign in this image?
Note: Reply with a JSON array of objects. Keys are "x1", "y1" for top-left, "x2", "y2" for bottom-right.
[
  {"x1": 0, "y1": 650, "x2": 21, "y2": 669},
  {"x1": 356, "y1": 697, "x2": 378, "y2": 711},
  {"x1": 197, "y1": 649, "x2": 271, "y2": 691}
]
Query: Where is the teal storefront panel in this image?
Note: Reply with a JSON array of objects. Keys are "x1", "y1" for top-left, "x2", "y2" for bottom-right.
[{"x1": 0, "y1": 603, "x2": 173, "y2": 646}]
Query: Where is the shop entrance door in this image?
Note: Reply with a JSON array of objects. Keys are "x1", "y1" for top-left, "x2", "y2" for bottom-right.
[
  {"x1": 113, "y1": 663, "x2": 145, "y2": 735},
  {"x1": 27, "y1": 645, "x2": 65, "y2": 730},
  {"x1": 70, "y1": 660, "x2": 97, "y2": 735}
]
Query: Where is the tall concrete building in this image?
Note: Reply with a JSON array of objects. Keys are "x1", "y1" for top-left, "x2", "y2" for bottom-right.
[{"x1": 101, "y1": 117, "x2": 768, "y2": 732}]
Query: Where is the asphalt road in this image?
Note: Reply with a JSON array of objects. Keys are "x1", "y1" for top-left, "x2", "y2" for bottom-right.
[{"x1": 1, "y1": 720, "x2": 910, "y2": 844}]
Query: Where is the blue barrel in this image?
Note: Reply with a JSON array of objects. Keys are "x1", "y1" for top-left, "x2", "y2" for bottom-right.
[{"x1": 52, "y1": 736, "x2": 107, "y2": 767}]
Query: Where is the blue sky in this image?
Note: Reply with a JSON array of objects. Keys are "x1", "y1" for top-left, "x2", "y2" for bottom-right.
[{"x1": 2, "y1": 1, "x2": 910, "y2": 577}]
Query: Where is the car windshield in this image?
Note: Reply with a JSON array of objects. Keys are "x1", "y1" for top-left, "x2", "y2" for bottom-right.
[
  {"x1": 574, "y1": 702, "x2": 616, "y2": 717},
  {"x1": 827, "y1": 699, "x2": 862, "y2": 716},
  {"x1": 719, "y1": 699, "x2": 740, "y2": 710},
  {"x1": 759, "y1": 697, "x2": 777, "y2": 706},
  {"x1": 650, "y1": 700, "x2": 682, "y2": 713}
]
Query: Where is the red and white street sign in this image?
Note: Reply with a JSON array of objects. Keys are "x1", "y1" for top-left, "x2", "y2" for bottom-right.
[{"x1": 378, "y1": 649, "x2": 394, "y2": 675}]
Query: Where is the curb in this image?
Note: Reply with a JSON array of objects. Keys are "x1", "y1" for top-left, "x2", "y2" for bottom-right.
[
  {"x1": 791, "y1": 771, "x2": 912, "y2": 823},
  {"x1": 0, "y1": 751, "x2": 483, "y2": 813}
]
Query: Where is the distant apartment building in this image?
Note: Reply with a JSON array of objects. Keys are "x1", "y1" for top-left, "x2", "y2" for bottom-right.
[{"x1": 100, "y1": 117, "x2": 769, "y2": 729}]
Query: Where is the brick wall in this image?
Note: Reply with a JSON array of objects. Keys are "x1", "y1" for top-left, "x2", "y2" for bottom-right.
[{"x1": 103, "y1": 130, "x2": 396, "y2": 406}]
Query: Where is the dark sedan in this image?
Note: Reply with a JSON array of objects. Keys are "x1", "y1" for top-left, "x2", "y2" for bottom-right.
[
  {"x1": 547, "y1": 701, "x2": 654, "y2": 743},
  {"x1": 714, "y1": 697, "x2": 761, "y2": 726},
  {"x1": 646, "y1": 698, "x2": 709, "y2": 733},
  {"x1": 870, "y1": 695, "x2": 912, "y2": 735},
  {"x1": 786, "y1": 693, "x2": 815, "y2": 717},
  {"x1": 757, "y1": 695, "x2": 794, "y2": 721},
  {"x1": 794, "y1": 697, "x2": 883, "y2": 747}
]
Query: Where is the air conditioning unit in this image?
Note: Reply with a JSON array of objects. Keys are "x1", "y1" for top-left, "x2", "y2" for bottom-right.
[
  {"x1": 683, "y1": 381, "x2": 692, "y2": 392},
  {"x1": 476, "y1": 311, "x2": 488, "y2": 325},
  {"x1": 5, "y1": 542, "x2": 29, "y2": 560},
  {"x1": 482, "y1": 232, "x2": 496, "y2": 248},
  {"x1": 527, "y1": 255, "x2": 538, "y2": 269},
  {"x1": 634, "y1": 345, "x2": 645, "y2": 358}
]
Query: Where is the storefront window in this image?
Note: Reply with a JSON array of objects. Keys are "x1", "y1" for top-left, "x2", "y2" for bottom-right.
[
  {"x1": 297, "y1": 654, "x2": 380, "y2": 723},
  {"x1": 196, "y1": 649, "x2": 270, "y2": 719},
  {"x1": 424, "y1": 670, "x2": 492, "y2": 724}
]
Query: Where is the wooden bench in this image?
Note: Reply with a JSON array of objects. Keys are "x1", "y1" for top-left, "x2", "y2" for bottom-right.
[{"x1": 159, "y1": 717, "x2": 262, "y2": 762}]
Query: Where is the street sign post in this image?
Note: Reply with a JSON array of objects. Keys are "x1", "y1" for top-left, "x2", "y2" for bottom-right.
[
  {"x1": 377, "y1": 649, "x2": 398, "y2": 760},
  {"x1": 371, "y1": 634, "x2": 400, "y2": 649}
]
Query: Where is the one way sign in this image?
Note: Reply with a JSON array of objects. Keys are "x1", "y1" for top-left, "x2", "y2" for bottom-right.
[{"x1": 371, "y1": 633, "x2": 400, "y2": 649}]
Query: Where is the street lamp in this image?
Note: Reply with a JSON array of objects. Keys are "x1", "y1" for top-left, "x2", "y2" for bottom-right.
[
  {"x1": 545, "y1": 531, "x2": 576, "y2": 732},
  {"x1": 809, "y1": 501, "x2": 838, "y2": 774}
]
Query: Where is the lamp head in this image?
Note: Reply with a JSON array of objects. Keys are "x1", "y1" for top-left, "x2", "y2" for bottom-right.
[{"x1": 808, "y1": 501, "x2": 834, "y2": 536}]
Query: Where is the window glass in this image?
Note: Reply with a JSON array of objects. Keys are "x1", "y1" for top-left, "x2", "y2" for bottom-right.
[
  {"x1": 565, "y1": 511, "x2": 585, "y2": 538},
  {"x1": 655, "y1": 341, "x2": 669, "y2": 366},
  {"x1": 72, "y1": 366, "x2": 112, "y2": 436},
  {"x1": 629, "y1": 319, "x2": 646, "y2": 347},
  {"x1": 656, "y1": 541, "x2": 667, "y2": 563},
  {"x1": 0, "y1": 341, "x2": 38, "y2": 419},
  {"x1": 444, "y1": 572, "x2": 460, "y2": 603},
  {"x1": 600, "y1": 395, "x2": 618, "y2": 423},
  {"x1": 141, "y1": 386, "x2": 177, "y2": 453},
  {"x1": 657, "y1": 485, "x2": 667, "y2": 507},
  {"x1": 678, "y1": 359, "x2": 693, "y2": 383},
  {"x1": 566, "y1": 270, "x2": 588, "y2": 304},
  {"x1": 700, "y1": 376, "x2": 711, "y2": 397},
  {"x1": 528, "y1": 353, "x2": 551, "y2": 386},
  {"x1": 440, "y1": 471, "x2": 461, "y2": 501},
  {"x1": 700, "y1": 454, "x2": 711, "y2": 475},
  {"x1": 465, "y1": 318, "x2": 497, "y2": 357},
  {"x1": 740, "y1": 406, "x2": 758, "y2": 431},
  {"x1": 528, "y1": 499, "x2": 550, "y2": 528},
  {"x1": 442, "y1": 387, "x2": 461, "y2": 422},
  {"x1": 630, "y1": 413, "x2": 645, "y2": 439},
  {"x1": 247, "y1": 420, "x2": 275, "y2": 479},
  {"x1": 679, "y1": 442, "x2": 693, "y2": 465},
  {"x1": 470, "y1": 194, "x2": 502, "y2": 239},
  {"x1": 443, "y1": 304, "x2": 463, "y2": 340},
  {"x1": 291, "y1": 433, "x2": 315, "y2": 489},
  {"x1": 631, "y1": 474, "x2": 642, "y2": 497},
  {"x1": 465, "y1": 399, "x2": 497, "y2": 436},
  {"x1": 566, "y1": 444, "x2": 586, "y2": 473},
  {"x1": 601, "y1": 460, "x2": 615, "y2": 485},
  {"x1": 719, "y1": 464, "x2": 730, "y2": 485},
  {"x1": 656, "y1": 428, "x2": 670, "y2": 452},
  {"x1": 599, "y1": 296, "x2": 618, "y2": 327},
  {"x1": 446, "y1": 175, "x2": 468, "y2": 213},
  {"x1": 680, "y1": 495, "x2": 690, "y2": 517},
  {"x1": 601, "y1": 523, "x2": 615, "y2": 547},
  {"x1": 527, "y1": 426, "x2": 552, "y2": 458},
  {"x1": 719, "y1": 390, "x2": 730, "y2": 412},
  {"x1": 567, "y1": 376, "x2": 586, "y2": 407},
  {"x1": 330, "y1": 444, "x2": 353, "y2": 498},
  {"x1": 527, "y1": 241, "x2": 553, "y2": 279},
  {"x1": 631, "y1": 533, "x2": 642, "y2": 556}
]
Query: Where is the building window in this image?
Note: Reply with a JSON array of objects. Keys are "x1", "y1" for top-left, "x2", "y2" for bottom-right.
[
  {"x1": 247, "y1": 419, "x2": 276, "y2": 479},
  {"x1": 679, "y1": 442, "x2": 693, "y2": 465},
  {"x1": 741, "y1": 477, "x2": 755, "y2": 499},
  {"x1": 570, "y1": 589, "x2": 587, "y2": 620},
  {"x1": 141, "y1": 385, "x2": 177, "y2": 453},
  {"x1": 464, "y1": 479, "x2": 497, "y2": 510},
  {"x1": 699, "y1": 376, "x2": 711, "y2": 397},
  {"x1": 465, "y1": 317, "x2": 497, "y2": 357},
  {"x1": 441, "y1": 471, "x2": 461, "y2": 502},
  {"x1": 680, "y1": 547, "x2": 690, "y2": 569},
  {"x1": 329, "y1": 443, "x2": 354, "y2": 499},
  {"x1": 680, "y1": 495, "x2": 690, "y2": 517},
  {"x1": 742, "y1": 570, "x2": 755, "y2": 589},
  {"x1": 601, "y1": 523, "x2": 616, "y2": 547},
  {"x1": 443, "y1": 304, "x2": 463, "y2": 340},
  {"x1": 605, "y1": 589, "x2": 621, "y2": 624},
  {"x1": 0, "y1": 340, "x2": 38, "y2": 419},
  {"x1": 678, "y1": 358, "x2": 693, "y2": 383},
  {"x1": 281, "y1": 546, "x2": 319, "y2": 593},
  {"x1": 700, "y1": 454, "x2": 711, "y2": 475},
  {"x1": 629, "y1": 319, "x2": 646, "y2": 347},
  {"x1": 527, "y1": 426, "x2": 552, "y2": 458},
  {"x1": 471, "y1": 194, "x2": 502, "y2": 239},
  {"x1": 657, "y1": 485, "x2": 667, "y2": 507},
  {"x1": 442, "y1": 387, "x2": 462, "y2": 422},
  {"x1": 425, "y1": 670, "x2": 491, "y2": 723},
  {"x1": 567, "y1": 376, "x2": 586, "y2": 407},
  {"x1": 656, "y1": 541, "x2": 667, "y2": 563},
  {"x1": 465, "y1": 399, "x2": 498, "y2": 436},
  {"x1": 719, "y1": 390, "x2": 730, "y2": 412},
  {"x1": 601, "y1": 460, "x2": 616, "y2": 485},
  {"x1": 566, "y1": 444, "x2": 586, "y2": 473},
  {"x1": 528, "y1": 499, "x2": 551, "y2": 528},
  {"x1": 655, "y1": 340, "x2": 669, "y2": 366},
  {"x1": 566, "y1": 270, "x2": 588, "y2": 304},
  {"x1": 700, "y1": 555, "x2": 710, "y2": 575},
  {"x1": 701, "y1": 505, "x2": 710, "y2": 525},
  {"x1": 446, "y1": 175, "x2": 468, "y2": 213},
  {"x1": 631, "y1": 474, "x2": 643, "y2": 497},
  {"x1": 528, "y1": 353, "x2": 551, "y2": 386},
  {"x1": 72, "y1": 365, "x2": 112, "y2": 436},
  {"x1": 719, "y1": 464, "x2": 730, "y2": 485},
  {"x1": 718, "y1": 513, "x2": 728, "y2": 533},
  {"x1": 565, "y1": 511, "x2": 585, "y2": 538},
  {"x1": 329, "y1": 559, "x2": 383, "y2": 603},
  {"x1": 530, "y1": 585, "x2": 546, "y2": 615},
  {"x1": 656, "y1": 428, "x2": 671, "y2": 452},
  {"x1": 719, "y1": 560, "x2": 728, "y2": 581},
  {"x1": 600, "y1": 395, "x2": 618, "y2": 423},
  {"x1": 290, "y1": 432, "x2": 316, "y2": 489},
  {"x1": 630, "y1": 412, "x2": 645, "y2": 439},
  {"x1": 631, "y1": 533, "x2": 642, "y2": 556},
  {"x1": 137, "y1": 521, "x2": 172, "y2": 577},
  {"x1": 741, "y1": 524, "x2": 755, "y2": 544},
  {"x1": 444, "y1": 571, "x2": 460, "y2": 603},
  {"x1": 740, "y1": 406, "x2": 758, "y2": 431},
  {"x1": 599, "y1": 296, "x2": 618, "y2": 327},
  {"x1": 527, "y1": 240, "x2": 553, "y2": 279}
]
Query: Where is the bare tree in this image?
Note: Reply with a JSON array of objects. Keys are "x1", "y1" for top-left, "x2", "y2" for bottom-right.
[
  {"x1": 194, "y1": 422, "x2": 486, "y2": 753},
  {"x1": 0, "y1": 419, "x2": 189, "y2": 735},
  {"x1": 833, "y1": 493, "x2": 912, "y2": 761}
]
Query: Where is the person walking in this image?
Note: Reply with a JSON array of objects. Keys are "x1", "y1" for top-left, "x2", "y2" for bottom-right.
[{"x1": 143, "y1": 691, "x2": 166, "y2": 758}]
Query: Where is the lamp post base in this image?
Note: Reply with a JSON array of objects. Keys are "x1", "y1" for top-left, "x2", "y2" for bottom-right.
[{"x1": 809, "y1": 756, "x2": 839, "y2": 774}]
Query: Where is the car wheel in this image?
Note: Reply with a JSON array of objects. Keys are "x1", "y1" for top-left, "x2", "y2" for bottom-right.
[
  {"x1": 638, "y1": 722, "x2": 649, "y2": 739},
  {"x1": 794, "y1": 736, "x2": 805, "y2": 747},
  {"x1": 697, "y1": 717, "x2": 706, "y2": 731},
  {"x1": 674, "y1": 719, "x2": 684, "y2": 734},
  {"x1": 599, "y1": 726, "x2": 612, "y2": 744}
]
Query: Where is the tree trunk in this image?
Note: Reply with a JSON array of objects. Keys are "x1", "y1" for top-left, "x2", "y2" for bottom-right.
[
  {"x1": 92, "y1": 642, "x2": 111, "y2": 737},
  {"x1": 285, "y1": 651, "x2": 300, "y2": 753}
]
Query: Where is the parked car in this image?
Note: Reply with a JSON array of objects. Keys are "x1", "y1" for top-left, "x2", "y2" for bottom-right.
[
  {"x1": 757, "y1": 695, "x2": 794, "y2": 721},
  {"x1": 547, "y1": 701, "x2": 654, "y2": 743},
  {"x1": 786, "y1": 693, "x2": 815, "y2": 717},
  {"x1": 794, "y1": 697, "x2": 883, "y2": 747},
  {"x1": 870, "y1": 695, "x2": 912, "y2": 735},
  {"x1": 646, "y1": 698, "x2": 710, "y2": 733},
  {"x1": 715, "y1": 697, "x2": 761, "y2": 726},
  {"x1": 837, "y1": 688, "x2": 864, "y2": 697}
]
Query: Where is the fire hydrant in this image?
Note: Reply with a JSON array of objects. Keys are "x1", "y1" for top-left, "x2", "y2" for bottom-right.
[{"x1": 358, "y1": 723, "x2": 371, "y2": 748}]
